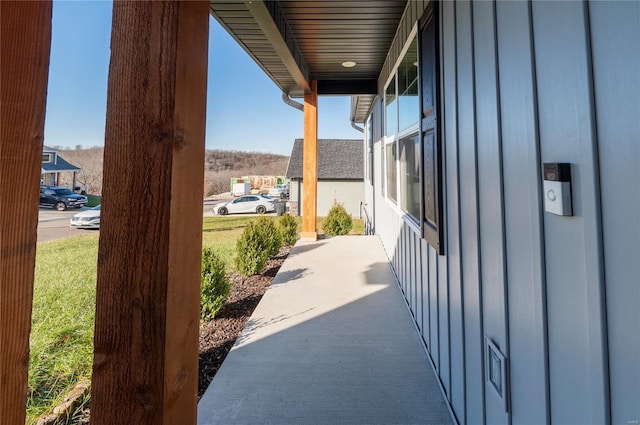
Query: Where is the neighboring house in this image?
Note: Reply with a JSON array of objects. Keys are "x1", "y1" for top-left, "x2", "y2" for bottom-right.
[
  {"x1": 285, "y1": 139, "x2": 363, "y2": 217},
  {"x1": 41, "y1": 145, "x2": 81, "y2": 189}
]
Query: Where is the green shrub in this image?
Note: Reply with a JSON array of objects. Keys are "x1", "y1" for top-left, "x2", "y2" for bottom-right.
[
  {"x1": 256, "y1": 216, "x2": 282, "y2": 257},
  {"x1": 235, "y1": 221, "x2": 268, "y2": 276},
  {"x1": 279, "y1": 213, "x2": 298, "y2": 246},
  {"x1": 200, "y1": 248, "x2": 230, "y2": 321},
  {"x1": 235, "y1": 217, "x2": 283, "y2": 276},
  {"x1": 323, "y1": 202, "x2": 353, "y2": 236}
]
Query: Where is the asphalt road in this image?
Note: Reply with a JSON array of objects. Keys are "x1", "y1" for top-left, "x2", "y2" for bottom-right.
[
  {"x1": 37, "y1": 196, "x2": 237, "y2": 243},
  {"x1": 37, "y1": 207, "x2": 93, "y2": 243}
]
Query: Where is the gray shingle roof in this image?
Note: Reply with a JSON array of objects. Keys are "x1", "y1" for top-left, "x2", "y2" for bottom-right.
[
  {"x1": 42, "y1": 155, "x2": 81, "y2": 173},
  {"x1": 285, "y1": 139, "x2": 363, "y2": 180}
]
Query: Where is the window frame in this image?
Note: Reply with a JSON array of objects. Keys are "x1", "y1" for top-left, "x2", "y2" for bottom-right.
[
  {"x1": 399, "y1": 131, "x2": 421, "y2": 223},
  {"x1": 384, "y1": 137, "x2": 398, "y2": 205},
  {"x1": 366, "y1": 115, "x2": 374, "y2": 184},
  {"x1": 384, "y1": 75, "x2": 398, "y2": 138},
  {"x1": 380, "y1": 142, "x2": 385, "y2": 194}
]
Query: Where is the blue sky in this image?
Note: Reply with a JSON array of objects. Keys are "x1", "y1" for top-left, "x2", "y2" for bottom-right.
[{"x1": 44, "y1": 1, "x2": 362, "y2": 155}]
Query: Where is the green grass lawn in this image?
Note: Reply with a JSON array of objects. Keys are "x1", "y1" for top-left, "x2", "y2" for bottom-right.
[
  {"x1": 29, "y1": 235, "x2": 99, "y2": 423},
  {"x1": 27, "y1": 213, "x2": 363, "y2": 423},
  {"x1": 201, "y1": 216, "x2": 262, "y2": 267}
]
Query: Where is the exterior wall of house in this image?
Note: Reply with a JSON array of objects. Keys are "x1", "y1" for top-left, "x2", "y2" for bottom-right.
[
  {"x1": 292, "y1": 179, "x2": 364, "y2": 217},
  {"x1": 363, "y1": 98, "x2": 383, "y2": 235},
  {"x1": 366, "y1": 2, "x2": 640, "y2": 425}
]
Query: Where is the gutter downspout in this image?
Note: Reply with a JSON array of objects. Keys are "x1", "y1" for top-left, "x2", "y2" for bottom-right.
[
  {"x1": 282, "y1": 91, "x2": 304, "y2": 111},
  {"x1": 351, "y1": 121, "x2": 364, "y2": 133}
]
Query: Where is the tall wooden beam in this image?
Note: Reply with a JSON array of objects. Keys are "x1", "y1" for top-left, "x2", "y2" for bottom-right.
[
  {"x1": 0, "y1": 2, "x2": 52, "y2": 424},
  {"x1": 301, "y1": 81, "x2": 319, "y2": 241},
  {"x1": 90, "y1": 2, "x2": 208, "y2": 424}
]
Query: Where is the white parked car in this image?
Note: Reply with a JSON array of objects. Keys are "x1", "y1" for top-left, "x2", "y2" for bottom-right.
[
  {"x1": 213, "y1": 195, "x2": 275, "y2": 215},
  {"x1": 268, "y1": 183, "x2": 290, "y2": 199},
  {"x1": 69, "y1": 205, "x2": 101, "y2": 229}
]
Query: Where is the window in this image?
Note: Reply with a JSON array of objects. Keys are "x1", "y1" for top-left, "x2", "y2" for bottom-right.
[
  {"x1": 398, "y1": 37, "x2": 419, "y2": 132},
  {"x1": 385, "y1": 76, "x2": 397, "y2": 137},
  {"x1": 384, "y1": 33, "x2": 419, "y2": 213},
  {"x1": 400, "y1": 133, "x2": 420, "y2": 219},
  {"x1": 369, "y1": 98, "x2": 384, "y2": 187},
  {"x1": 42, "y1": 153, "x2": 52, "y2": 163},
  {"x1": 385, "y1": 141, "x2": 397, "y2": 203},
  {"x1": 366, "y1": 116, "x2": 374, "y2": 183},
  {"x1": 380, "y1": 144, "x2": 385, "y2": 193}
]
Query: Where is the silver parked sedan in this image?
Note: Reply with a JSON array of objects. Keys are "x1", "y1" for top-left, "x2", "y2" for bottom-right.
[
  {"x1": 69, "y1": 205, "x2": 101, "y2": 229},
  {"x1": 213, "y1": 195, "x2": 275, "y2": 215}
]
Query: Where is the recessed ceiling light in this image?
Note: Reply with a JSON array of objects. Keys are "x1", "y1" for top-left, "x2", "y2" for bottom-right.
[{"x1": 341, "y1": 61, "x2": 357, "y2": 68}]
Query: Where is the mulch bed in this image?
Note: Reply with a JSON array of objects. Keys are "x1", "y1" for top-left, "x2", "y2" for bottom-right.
[{"x1": 197, "y1": 246, "x2": 291, "y2": 399}]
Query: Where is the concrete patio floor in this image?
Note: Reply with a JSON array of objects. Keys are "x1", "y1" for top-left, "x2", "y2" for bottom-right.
[{"x1": 198, "y1": 235, "x2": 453, "y2": 425}]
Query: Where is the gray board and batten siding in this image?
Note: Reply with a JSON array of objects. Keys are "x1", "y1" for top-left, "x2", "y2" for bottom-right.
[{"x1": 365, "y1": 1, "x2": 640, "y2": 424}]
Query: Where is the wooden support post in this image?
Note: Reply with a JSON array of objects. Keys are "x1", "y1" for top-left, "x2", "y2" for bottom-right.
[
  {"x1": 0, "y1": 2, "x2": 52, "y2": 424},
  {"x1": 301, "y1": 80, "x2": 318, "y2": 241},
  {"x1": 90, "y1": 2, "x2": 208, "y2": 424}
]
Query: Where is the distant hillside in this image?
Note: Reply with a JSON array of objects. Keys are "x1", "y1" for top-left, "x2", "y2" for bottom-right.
[
  {"x1": 206, "y1": 150, "x2": 288, "y2": 173},
  {"x1": 54, "y1": 146, "x2": 289, "y2": 196},
  {"x1": 204, "y1": 149, "x2": 289, "y2": 196}
]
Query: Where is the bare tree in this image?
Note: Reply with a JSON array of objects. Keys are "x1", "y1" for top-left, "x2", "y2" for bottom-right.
[{"x1": 58, "y1": 147, "x2": 104, "y2": 193}]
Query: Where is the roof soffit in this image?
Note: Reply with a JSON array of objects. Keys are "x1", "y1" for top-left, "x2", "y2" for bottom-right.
[
  {"x1": 245, "y1": 1, "x2": 310, "y2": 94},
  {"x1": 210, "y1": 1, "x2": 408, "y2": 98}
]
